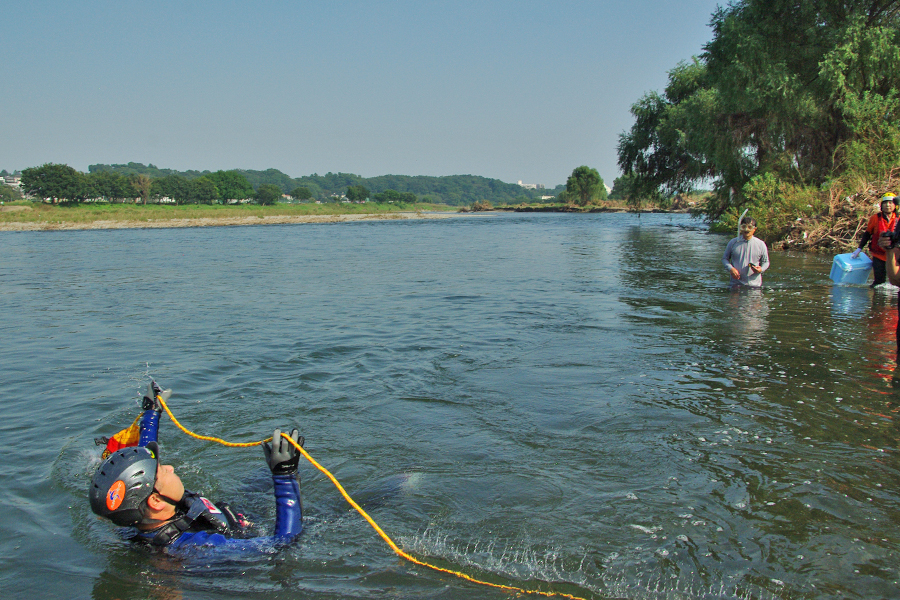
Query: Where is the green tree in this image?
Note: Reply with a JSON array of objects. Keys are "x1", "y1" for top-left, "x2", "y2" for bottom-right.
[
  {"x1": 131, "y1": 174, "x2": 152, "y2": 205},
  {"x1": 618, "y1": 59, "x2": 719, "y2": 198},
  {"x1": 151, "y1": 175, "x2": 191, "y2": 204},
  {"x1": 373, "y1": 189, "x2": 397, "y2": 203},
  {"x1": 372, "y1": 189, "x2": 417, "y2": 204},
  {"x1": 608, "y1": 175, "x2": 631, "y2": 202},
  {"x1": 290, "y1": 186, "x2": 312, "y2": 201},
  {"x1": 189, "y1": 176, "x2": 219, "y2": 204},
  {"x1": 89, "y1": 170, "x2": 134, "y2": 202},
  {"x1": 207, "y1": 170, "x2": 254, "y2": 204},
  {"x1": 255, "y1": 183, "x2": 282, "y2": 205},
  {"x1": 0, "y1": 184, "x2": 23, "y2": 203},
  {"x1": 609, "y1": 172, "x2": 665, "y2": 212},
  {"x1": 346, "y1": 185, "x2": 370, "y2": 203},
  {"x1": 565, "y1": 166, "x2": 606, "y2": 206},
  {"x1": 236, "y1": 168, "x2": 298, "y2": 192},
  {"x1": 20, "y1": 163, "x2": 88, "y2": 203},
  {"x1": 618, "y1": 0, "x2": 900, "y2": 220}
]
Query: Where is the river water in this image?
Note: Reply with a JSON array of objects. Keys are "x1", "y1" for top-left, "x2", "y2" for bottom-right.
[{"x1": 1, "y1": 212, "x2": 898, "y2": 600}]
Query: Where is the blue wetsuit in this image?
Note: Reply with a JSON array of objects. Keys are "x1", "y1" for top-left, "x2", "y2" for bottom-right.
[{"x1": 129, "y1": 408, "x2": 302, "y2": 549}]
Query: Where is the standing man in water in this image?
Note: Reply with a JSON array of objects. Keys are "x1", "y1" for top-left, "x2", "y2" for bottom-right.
[
  {"x1": 853, "y1": 193, "x2": 897, "y2": 287},
  {"x1": 722, "y1": 216, "x2": 769, "y2": 287}
]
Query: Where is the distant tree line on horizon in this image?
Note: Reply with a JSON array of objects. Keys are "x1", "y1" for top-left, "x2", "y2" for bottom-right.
[
  {"x1": 14, "y1": 164, "x2": 283, "y2": 206},
  {"x1": 5, "y1": 163, "x2": 681, "y2": 211},
  {"x1": 78, "y1": 162, "x2": 565, "y2": 207}
]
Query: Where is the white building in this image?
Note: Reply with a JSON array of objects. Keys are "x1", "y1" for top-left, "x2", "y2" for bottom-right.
[{"x1": 517, "y1": 180, "x2": 545, "y2": 190}]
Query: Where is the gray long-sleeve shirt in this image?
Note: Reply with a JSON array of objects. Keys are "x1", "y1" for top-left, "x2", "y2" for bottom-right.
[{"x1": 722, "y1": 235, "x2": 769, "y2": 287}]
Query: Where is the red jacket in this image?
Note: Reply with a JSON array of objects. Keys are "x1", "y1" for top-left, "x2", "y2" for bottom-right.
[{"x1": 863, "y1": 213, "x2": 897, "y2": 261}]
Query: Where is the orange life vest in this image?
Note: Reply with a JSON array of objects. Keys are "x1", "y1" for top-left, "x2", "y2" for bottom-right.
[{"x1": 865, "y1": 212, "x2": 897, "y2": 260}]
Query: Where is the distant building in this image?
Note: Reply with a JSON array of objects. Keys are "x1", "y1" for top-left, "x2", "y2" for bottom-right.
[
  {"x1": 517, "y1": 180, "x2": 545, "y2": 190},
  {"x1": 3, "y1": 175, "x2": 22, "y2": 189}
]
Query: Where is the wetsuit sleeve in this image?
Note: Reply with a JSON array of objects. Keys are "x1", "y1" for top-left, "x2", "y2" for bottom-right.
[
  {"x1": 164, "y1": 477, "x2": 302, "y2": 550},
  {"x1": 168, "y1": 529, "x2": 288, "y2": 550},
  {"x1": 169, "y1": 530, "x2": 231, "y2": 547},
  {"x1": 272, "y1": 474, "x2": 303, "y2": 540},
  {"x1": 138, "y1": 408, "x2": 161, "y2": 446}
]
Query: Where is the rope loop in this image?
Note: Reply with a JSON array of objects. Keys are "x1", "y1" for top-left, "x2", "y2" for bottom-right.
[{"x1": 157, "y1": 395, "x2": 589, "y2": 600}]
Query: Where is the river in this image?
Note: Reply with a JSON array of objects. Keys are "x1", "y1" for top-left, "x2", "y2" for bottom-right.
[{"x1": 1, "y1": 212, "x2": 897, "y2": 599}]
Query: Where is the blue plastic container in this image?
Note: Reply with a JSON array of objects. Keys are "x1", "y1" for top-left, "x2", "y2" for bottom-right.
[{"x1": 829, "y1": 252, "x2": 873, "y2": 285}]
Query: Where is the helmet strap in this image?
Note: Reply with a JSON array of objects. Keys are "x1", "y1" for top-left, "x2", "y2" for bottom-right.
[
  {"x1": 136, "y1": 490, "x2": 183, "y2": 530},
  {"x1": 152, "y1": 488, "x2": 182, "y2": 507},
  {"x1": 138, "y1": 515, "x2": 172, "y2": 528}
]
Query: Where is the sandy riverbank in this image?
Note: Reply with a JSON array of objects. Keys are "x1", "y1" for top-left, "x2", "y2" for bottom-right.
[{"x1": 0, "y1": 210, "x2": 484, "y2": 232}]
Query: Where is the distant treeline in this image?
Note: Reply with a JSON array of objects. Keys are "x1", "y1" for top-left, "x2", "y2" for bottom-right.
[{"x1": 88, "y1": 163, "x2": 564, "y2": 206}]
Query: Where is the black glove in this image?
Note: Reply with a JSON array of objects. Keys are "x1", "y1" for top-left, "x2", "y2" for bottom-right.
[
  {"x1": 263, "y1": 428, "x2": 304, "y2": 476},
  {"x1": 142, "y1": 380, "x2": 171, "y2": 411}
]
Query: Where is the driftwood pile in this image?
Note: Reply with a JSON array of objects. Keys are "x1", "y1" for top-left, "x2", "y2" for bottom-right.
[{"x1": 775, "y1": 167, "x2": 900, "y2": 253}]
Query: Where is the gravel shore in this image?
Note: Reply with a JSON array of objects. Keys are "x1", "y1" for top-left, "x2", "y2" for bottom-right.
[{"x1": 0, "y1": 210, "x2": 478, "y2": 232}]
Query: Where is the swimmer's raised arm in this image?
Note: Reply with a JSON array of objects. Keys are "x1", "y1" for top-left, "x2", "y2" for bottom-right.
[
  {"x1": 264, "y1": 428, "x2": 305, "y2": 540},
  {"x1": 139, "y1": 380, "x2": 170, "y2": 446}
]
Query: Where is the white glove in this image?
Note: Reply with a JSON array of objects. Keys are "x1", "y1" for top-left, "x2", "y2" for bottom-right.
[
  {"x1": 851, "y1": 248, "x2": 862, "y2": 259},
  {"x1": 143, "y1": 380, "x2": 172, "y2": 410}
]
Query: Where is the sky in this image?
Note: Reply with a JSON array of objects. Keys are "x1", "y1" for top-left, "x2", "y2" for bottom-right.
[{"x1": 1, "y1": 0, "x2": 723, "y2": 188}]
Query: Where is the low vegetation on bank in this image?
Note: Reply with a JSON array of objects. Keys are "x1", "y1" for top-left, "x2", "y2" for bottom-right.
[{"x1": 474, "y1": 186, "x2": 708, "y2": 214}]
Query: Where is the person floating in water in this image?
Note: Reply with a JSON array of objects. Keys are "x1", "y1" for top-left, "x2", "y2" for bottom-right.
[
  {"x1": 852, "y1": 193, "x2": 897, "y2": 287},
  {"x1": 722, "y1": 216, "x2": 769, "y2": 287},
  {"x1": 89, "y1": 380, "x2": 303, "y2": 548}
]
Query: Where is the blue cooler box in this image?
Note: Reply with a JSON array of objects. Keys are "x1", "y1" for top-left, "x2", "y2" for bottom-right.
[{"x1": 829, "y1": 252, "x2": 873, "y2": 285}]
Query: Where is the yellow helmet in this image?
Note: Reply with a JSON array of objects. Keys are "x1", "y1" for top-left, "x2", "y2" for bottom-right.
[{"x1": 881, "y1": 192, "x2": 897, "y2": 205}]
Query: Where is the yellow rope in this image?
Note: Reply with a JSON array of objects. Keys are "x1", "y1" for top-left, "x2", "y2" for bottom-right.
[
  {"x1": 157, "y1": 395, "x2": 590, "y2": 600},
  {"x1": 159, "y1": 397, "x2": 267, "y2": 448}
]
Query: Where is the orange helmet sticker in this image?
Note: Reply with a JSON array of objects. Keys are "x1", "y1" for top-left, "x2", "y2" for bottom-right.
[{"x1": 106, "y1": 480, "x2": 126, "y2": 511}]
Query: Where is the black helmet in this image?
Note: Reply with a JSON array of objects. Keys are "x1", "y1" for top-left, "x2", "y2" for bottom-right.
[{"x1": 89, "y1": 443, "x2": 159, "y2": 526}]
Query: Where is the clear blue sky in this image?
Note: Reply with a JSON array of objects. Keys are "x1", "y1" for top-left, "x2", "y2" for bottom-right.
[{"x1": 2, "y1": 0, "x2": 721, "y2": 188}]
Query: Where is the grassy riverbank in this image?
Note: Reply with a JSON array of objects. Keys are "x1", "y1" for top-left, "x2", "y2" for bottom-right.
[
  {"x1": 0, "y1": 201, "x2": 456, "y2": 231},
  {"x1": 0, "y1": 197, "x2": 691, "y2": 232}
]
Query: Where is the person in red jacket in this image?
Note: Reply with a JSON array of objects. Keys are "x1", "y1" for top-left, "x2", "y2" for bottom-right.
[{"x1": 853, "y1": 193, "x2": 898, "y2": 287}]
